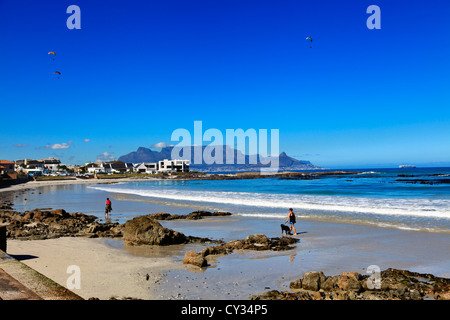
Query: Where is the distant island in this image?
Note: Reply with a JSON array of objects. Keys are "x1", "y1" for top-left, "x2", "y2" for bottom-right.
[{"x1": 118, "y1": 146, "x2": 322, "y2": 172}]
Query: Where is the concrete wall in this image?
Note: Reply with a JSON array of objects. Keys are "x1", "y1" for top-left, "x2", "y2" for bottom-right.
[{"x1": 0, "y1": 225, "x2": 6, "y2": 252}]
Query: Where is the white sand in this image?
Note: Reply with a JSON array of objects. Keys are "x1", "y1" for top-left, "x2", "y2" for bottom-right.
[
  {"x1": 7, "y1": 237, "x2": 183, "y2": 300},
  {"x1": 7, "y1": 216, "x2": 450, "y2": 300},
  {"x1": 3, "y1": 179, "x2": 450, "y2": 300},
  {"x1": 0, "y1": 178, "x2": 160, "y2": 194}
]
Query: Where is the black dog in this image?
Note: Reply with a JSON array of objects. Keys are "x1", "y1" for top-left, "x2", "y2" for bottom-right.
[{"x1": 281, "y1": 224, "x2": 291, "y2": 236}]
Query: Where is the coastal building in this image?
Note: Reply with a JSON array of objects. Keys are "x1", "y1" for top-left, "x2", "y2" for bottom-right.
[
  {"x1": 83, "y1": 159, "x2": 189, "y2": 175},
  {"x1": 87, "y1": 161, "x2": 135, "y2": 174},
  {"x1": 86, "y1": 163, "x2": 106, "y2": 174},
  {"x1": 102, "y1": 161, "x2": 134, "y2": 173},
  {"x1": 0, "y1": 160, "x2": 19, "y2": 181},
  {"x1": 15, "y1": 158, "x2": 61, "y2": 172},
  {"x1": 40, "y1": 158, "x2": 61, "y2": 172},
  {"x1": 0, "y1": 160, "x2": 15, "y2": 174},
  {"x1": 15, "y1": 159, "x2": 44, "y2": 169},
  {"x1": 158, "y1": 159, "x2": 190, "y2": 173},
  {"x1": 134, "y1": 162, "x2": 158, "y2": 174}
]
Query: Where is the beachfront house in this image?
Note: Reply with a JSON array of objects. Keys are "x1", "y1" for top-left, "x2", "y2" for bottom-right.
[
  {"x1": 41, "y1": 158, "x2": 61, "y2": 172},
  {"x1": 96, "y1": 161, "x2": 134, "y2": 174},
  {"x1": 0, "y1": 160, "x2": 15, "y2": 174},
  {"x1": 15, "y1": 158, "x2": 62, "y2": 173},
  {"x1": 86, "y1": 163, "x2": 106, "y2": 174},
  {"x1": 17, "y1": 159, "x2": 44, "y2": 170},
  {"x1": 0, "y1": 160, "x2": 18, "y2": 180},
  {"x1": 124, "y1": 162, "x2": 134, "y2": 172},
  {"x1": 158, "y1": 159, "x2": 190, "y2": 173},
  {"x1": 134, "y1": 162, "x2": 158, "y2": 174}
]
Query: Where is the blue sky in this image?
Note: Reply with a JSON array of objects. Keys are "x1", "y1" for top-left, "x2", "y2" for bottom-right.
[{"x1": 1, "y1": 0, "x2": 449, "y2": 168}]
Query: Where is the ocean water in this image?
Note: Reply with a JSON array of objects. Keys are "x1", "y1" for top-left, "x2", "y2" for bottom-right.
[{"x1": 84, "y1": 167, "x2": 450, "y2": 234}]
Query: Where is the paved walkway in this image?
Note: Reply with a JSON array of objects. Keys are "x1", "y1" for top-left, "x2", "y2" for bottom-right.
[
  {"x1": 0, "y1": 250, "x2": 83, "y2": 300},
  {"x1": 0, "y1": 267, "x2": 42, "y2": 300}
]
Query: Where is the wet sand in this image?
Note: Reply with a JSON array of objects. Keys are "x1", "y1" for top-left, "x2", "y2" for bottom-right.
[
  {"x1": 0, "y1": 177, "x2": 160, "y2": 194},
  {"x1": 6, "y1": 215, "x2": 450, "y2": 300},
  {"x1": 2, "y1": 179, "x2": 449, "y2": 300}
]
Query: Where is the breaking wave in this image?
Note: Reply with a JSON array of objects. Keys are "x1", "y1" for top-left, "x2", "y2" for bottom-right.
[{"x1": 89, "y1": 185, "x2": 450, "y2": 220}]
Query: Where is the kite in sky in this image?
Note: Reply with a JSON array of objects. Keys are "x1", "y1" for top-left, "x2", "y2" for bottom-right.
[{"x1": 48, "y1": 51, "x2": 56, "y2": 61}]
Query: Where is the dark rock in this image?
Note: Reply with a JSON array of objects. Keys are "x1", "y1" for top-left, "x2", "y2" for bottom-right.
[
  {"x1": 0, "y1": 207, "x2": 118, "y2": 240},
  {"x1": 289, "y1": 279, "x2": 302, "y2": 290},
  {"x1": 184, "y1": 234, "x2": 299, "y2": 268},
  {"x1": 253, "y1": 268, "x2": 450, "y2": 300},
  {"x1": 148, "y1": 211, "x2": 231, "y2": 221},
  {"x1": 122, "y1": 214, "x2": 212, "y2": 246},
  {"x1": 183, "y1": 251, "x2": 208, "y2": 268},
  {"x1": 302, "y1": 271, "x2": 326, "y2": 291},
  {"x1": 123, "y1": 215, "x2": 188, "y2": 246},
  {"x1": 338, "y1": 272, "x2": 362, "y2": 292},
  {"x1": 321, "y1": 275, "x2": 339, "y2": 291}
]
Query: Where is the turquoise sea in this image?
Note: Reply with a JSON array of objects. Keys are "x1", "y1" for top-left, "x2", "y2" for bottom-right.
[{"x1": 13, "y1": 167, "x2": 450, "y2": 234}]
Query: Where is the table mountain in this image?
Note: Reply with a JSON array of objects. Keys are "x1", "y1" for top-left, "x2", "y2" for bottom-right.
[{"x1": 118, "y1": 146, "x2": 321, "y2": 172}]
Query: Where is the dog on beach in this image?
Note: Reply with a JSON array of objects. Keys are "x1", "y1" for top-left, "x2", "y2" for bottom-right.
[{"x1": 280, "y1": 224, "x2": 291, "y2": 236}]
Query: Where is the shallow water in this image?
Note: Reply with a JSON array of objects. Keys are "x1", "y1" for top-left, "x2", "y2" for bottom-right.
[
  {"x1": 88, "y1": 167, "x2": 450, "y2": 233},
  {"x1": 5, "y1": 179, "x2": 450, "y2": 300}
]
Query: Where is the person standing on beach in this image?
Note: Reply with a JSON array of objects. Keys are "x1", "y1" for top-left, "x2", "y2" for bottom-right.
[
  {"x1": 286, "y1": 208, "x2": 297, "y2": 236},
  {"x1": 105, "y1": 198, "x2": 112, "y2": 221}
]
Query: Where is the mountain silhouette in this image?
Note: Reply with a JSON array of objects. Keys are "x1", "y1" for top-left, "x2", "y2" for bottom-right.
[{"x1": 118, "y1": 146, "x2": 321, "y2": 172}]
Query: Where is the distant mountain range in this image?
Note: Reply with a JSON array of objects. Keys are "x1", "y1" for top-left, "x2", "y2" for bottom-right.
[{"x1": 118, "y1": 146, "x2": 322, "y2": 172}]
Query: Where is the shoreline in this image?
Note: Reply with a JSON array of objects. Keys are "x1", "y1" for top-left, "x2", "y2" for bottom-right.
[
  {"x1": 2, "y1": 178, "x2": 450, "y2": 300},
  {"x1": 0, "y1": 170, "x2": 361, "y2": 194},
  {"x1": 6, "y1": 216, "x2": 450, "y2": 300},
  {"x1": 0, "y1": 177, "x2": 162, "y2": 194}
]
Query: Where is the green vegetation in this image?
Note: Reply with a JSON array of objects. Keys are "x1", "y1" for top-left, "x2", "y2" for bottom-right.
[{"x1": 35, "y1": 176, "x2": 76, "y2": 181}]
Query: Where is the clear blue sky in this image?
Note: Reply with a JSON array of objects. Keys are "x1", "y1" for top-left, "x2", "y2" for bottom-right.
[{"x1": 1, "y1": 0, "x2": 449, "y2": 168}]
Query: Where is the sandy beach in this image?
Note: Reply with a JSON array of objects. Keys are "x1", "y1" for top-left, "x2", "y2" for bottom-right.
[
  {"x1": 2, "y1": 178, "x2": 450, "y2": 300},
  {"x1": 0, "y1": 177, "x2": 159, "y2": 194},
  {"x1": 6, "y1": 216, "x2": 450, "y2": 300}
]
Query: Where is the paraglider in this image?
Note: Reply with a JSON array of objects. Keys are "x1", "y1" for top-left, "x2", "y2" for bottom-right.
[
  {"x1": 48, "y1": 51, "x2": 56, "y2": 61},
  {"x1": 306, "y1": 36, "x2": 313, "y2": 48},
  {"x1": 54, "y1": 71, "x2": 61, "y2": 79}
]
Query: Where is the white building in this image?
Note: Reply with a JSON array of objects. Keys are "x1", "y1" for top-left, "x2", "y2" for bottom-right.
[
  {"x1": 134, "y1": 163, "x2": 158, "y2": 174},
  {"x1": 41, "y1": 158, "x2": 61, "y2": 172},
  {"x1": 158, "y1": 159, "x2": 189, "y2": 173},
  {"x1": 86, "y1": 163, "x2": 106, "y2": 174}
]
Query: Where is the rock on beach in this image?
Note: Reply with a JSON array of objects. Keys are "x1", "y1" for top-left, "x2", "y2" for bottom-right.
[
  {"x1": 122, "y1": 215, "x2": 213, "y2": 246},
  {"x1": 0, "y1": 207, "x2": 122, "y2": 240},
  {"x1": 182, "y1": 234, "x2": 299, "y2": 268},
  {"x1": 251, "y1": 268, "x2": 450, "y2": 300}
]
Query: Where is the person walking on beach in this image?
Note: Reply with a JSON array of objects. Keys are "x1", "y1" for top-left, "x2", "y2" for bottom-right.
[
  {"x1": 286, "y1": 208, "x2": 297, "y2": 236},
  {"x1": 105, "y1": 198, "x2": 112, "y2": 221}
]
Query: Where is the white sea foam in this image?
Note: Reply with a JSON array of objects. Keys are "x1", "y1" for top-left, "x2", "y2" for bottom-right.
[{"x1": 89, "y1": 185, "x2": 450, "y2": 220}]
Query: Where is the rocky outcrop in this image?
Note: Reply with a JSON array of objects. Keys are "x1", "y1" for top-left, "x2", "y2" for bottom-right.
[
  {"x1": 251, "y1": 268, "x2": 450, "y2": 300},
  {"x1": 183, "y1": 251, "x2": 208, "y2": 268},
  {"x1": 0, "y1": 207, "x2": 224, "y2": 244},
  {"x1": 0, "y1": 208, "x2": 122, "y2": 240},
  {"x1": 148, "y1": 211, "x2": 231, "y2": 221},
  {"x1": 183, "y1": 234, "x2": 299, "y2": 268},
  {"x1": 122, "y1": 215, "x2": 212, "y2": 246}
]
